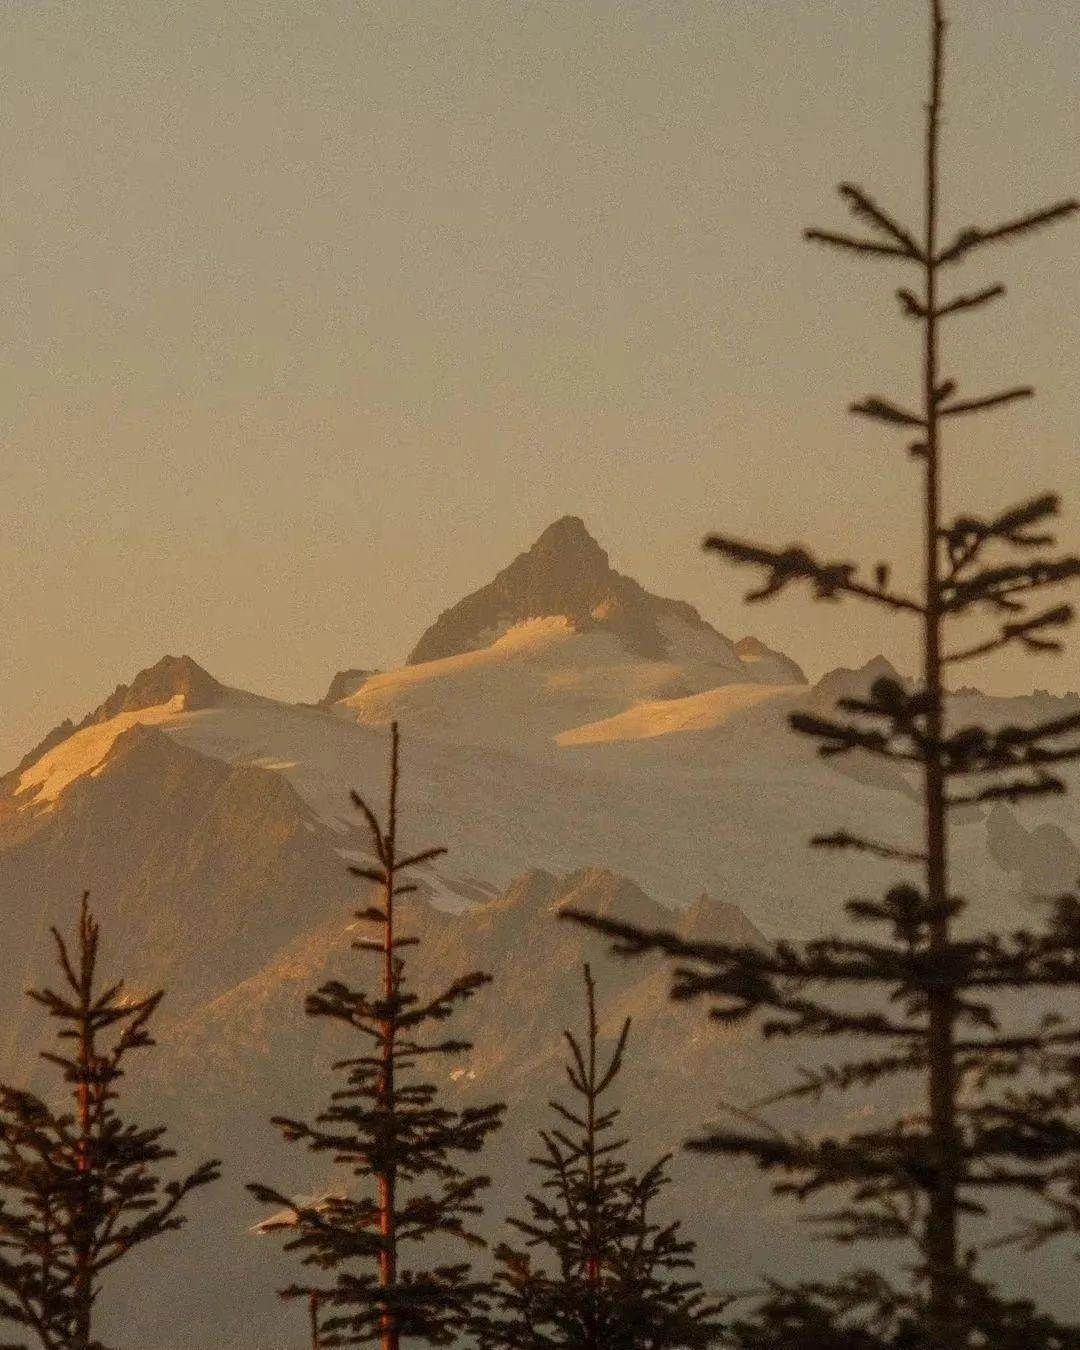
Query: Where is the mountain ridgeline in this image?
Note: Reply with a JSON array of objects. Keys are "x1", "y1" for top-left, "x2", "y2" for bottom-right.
[{"x1": 1, "y1": 515, "x2": 1079, "y2": 1346}]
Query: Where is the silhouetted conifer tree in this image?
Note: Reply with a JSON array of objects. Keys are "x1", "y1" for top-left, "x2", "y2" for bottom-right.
[
  {"x1": 0, "y1": 893, "x2": 220, "y2": 1350},
  {"x1": 484, "y1": 965, "x2": 723, "y2": 1349},
  {"x1": 249, "y1": 722, "x2": 505, "y2": 1349},
  {"x1": 567, "y1": 3, "x2": 1080, "y2": 1346}
]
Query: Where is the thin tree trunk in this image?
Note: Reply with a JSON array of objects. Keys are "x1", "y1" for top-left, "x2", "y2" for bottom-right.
[
  {"x1": 583, "y1": 971, "x2": 600, "y2": 1350},
  {"x1": 73, "y1": 896, "x2": 95, "y2": 1350},
  {"x1": 309, "y1": 1290, "x2": 321, "y2": 1350},
  {"x1": 921, "y1": 4, "x2": 960, "y2": 1345},
  {"x1": 379, "y1": 731, "x2": 400, "y2": 1350}
]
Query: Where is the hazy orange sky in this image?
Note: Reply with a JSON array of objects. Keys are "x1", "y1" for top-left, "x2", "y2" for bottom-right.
[{"x1": 4, "y1": 0, "x2": 1079, "y2": 768}]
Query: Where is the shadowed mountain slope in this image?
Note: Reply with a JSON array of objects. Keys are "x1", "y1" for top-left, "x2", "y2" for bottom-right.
[{"x1": 0, "y1": 723, "x2": 355, "y2": 1034}]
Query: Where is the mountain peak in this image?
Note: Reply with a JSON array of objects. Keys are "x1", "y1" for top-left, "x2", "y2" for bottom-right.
[
  {"x1": 734, "y1": 636, "x2": 807, "y2": 685},
  {"x1": 408, "y1": 518, "x2": 730, "y2": 666},
  {"x1": 531, "y1": 514, "x2": 608, "y2": 559},
  {"x1": 4, "y1": 656, "x2": 224, "y2": 783},
  {"x1": 811, "y1": 655, "x2": 905, "y2": 707},
  {"x1": 93, "y1": 655, "x2": 223, "y2": 721}
]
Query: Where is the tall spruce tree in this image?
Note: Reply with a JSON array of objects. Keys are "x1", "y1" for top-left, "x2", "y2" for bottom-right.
[
  {"x1": 0, "y1": 893, "x2": 220, "y2": 1350},
  {"x1": 249, "y1": 721, "x2": 505, "y2": 1349},
  {"x1": 566, "y1": 2, "x2": 1080, "y2": 1347},
  {"x1": 484, "y1": 965, "x2": 724, "y2": 1350}
]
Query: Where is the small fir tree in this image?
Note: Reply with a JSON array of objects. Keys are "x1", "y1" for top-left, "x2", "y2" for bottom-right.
[
  {"x1": 0, "y1": 892, "x2": 220, "y2": 1350},
  {"x1": 567, "y1": 2, "x2": 1080, "y2": 1346},
  {"x1": 485, "y1": 965, "x2": 724, "y2": 1350},
  {"x1": 249, "y1": 721, "x2": 505, "y2": 1349}
]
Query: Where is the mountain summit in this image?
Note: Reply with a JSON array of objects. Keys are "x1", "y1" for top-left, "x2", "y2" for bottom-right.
[
  {"x1": 5, "y1": 655, "x2": 224, "y2": 782},
  {"x1": 408, "y1": 516, "x2": 749, "y2": 666}
]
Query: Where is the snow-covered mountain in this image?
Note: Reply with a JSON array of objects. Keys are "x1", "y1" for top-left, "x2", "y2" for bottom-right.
[
  {"x1": 3, "y1": 516, "x2": 1079, "y2": 1347},
  {"x1": 406, "y1": 514, "x2": 805, "y2": 681},
  {"x1": 6, "y1": 515, "x2": 1077, "y2": 1008}
]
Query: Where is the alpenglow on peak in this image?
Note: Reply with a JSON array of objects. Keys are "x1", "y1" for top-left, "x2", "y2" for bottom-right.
[{"x1": 406, "y1": 516, "x2": 803, "y2": 676}]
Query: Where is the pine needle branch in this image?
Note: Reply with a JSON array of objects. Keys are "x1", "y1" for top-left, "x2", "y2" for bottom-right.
[
  {"x1": 939, "y1": 386, "x2": 1034, "y2": 418},
  {"x1": 811, "y1": 832, "x2": 927, "y2": 864},
  {"x1": 837, "y1": 184, "x2": 923, "y2": 258},
  {"x1": 703, "y1": 535, "x2": 924, "y2": 614},
  {"x1": 849, "y1": 397, "x2": 926, "y2": 428},
  {"x1": 804, "y1": 228, "x2": 920, "y2": 260},
  {"x1": 937, "y1": 200, "x2": 1079, "y2": 264},
  {"x1": 936, "y1": 284, "x2": 1006, "y2": 318}
]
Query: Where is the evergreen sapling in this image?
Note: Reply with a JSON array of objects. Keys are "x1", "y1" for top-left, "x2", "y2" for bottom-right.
[
  {"x1": 485, "y1": 965, "x2": 723, "y2": 1349},
  {"x1": 0, "y1": 893, "x2": 220, "y2": 1350},
  {"x1": 250, "y1": 722, "x2": 505, "y2": 1349}
]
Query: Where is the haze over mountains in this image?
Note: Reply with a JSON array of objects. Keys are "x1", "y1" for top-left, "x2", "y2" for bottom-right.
[{"x1": 3, "y1": 516, "x2": 1079, "y2": 1347}]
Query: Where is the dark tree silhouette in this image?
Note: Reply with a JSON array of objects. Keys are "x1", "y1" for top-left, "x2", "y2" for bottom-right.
[
  {"x1": 716, "y1": 1271, "x2": 1080, "y2": 1350},
  {"x1": 0, "y1": 893, "x2": 220, "y2": 1350},
  {"x1": 311, "y1": 1289, "x2": 324, "y2": 1350},
  {"x1": 249, "y1": 722, "x2": 505, "y2": 1349},
  {"x1": 566, "y1": 2, "x2": 1080, "y2": 1346},
  {"x1": 484, "y1": 965, "x2": 724, "y2": 1349}
]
